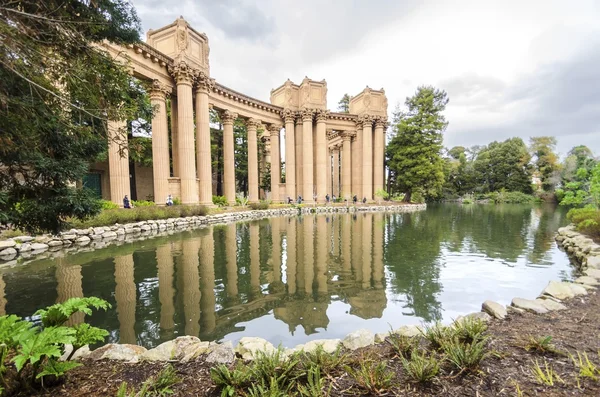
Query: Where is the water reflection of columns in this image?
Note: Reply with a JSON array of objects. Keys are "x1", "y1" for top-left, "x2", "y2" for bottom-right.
[
  {"x1": 199, "y1": 230, "x2": 216, "y2": 335},
  {"x1": 303, "y1": 216, "x2": 314, "y2": 294},
  {"x1": 114, "y1": 255, "x2": 136, "y2": 345},
  {"x1": 0, "y1": 274, "x2": 5, "y2": 316},
  {"x1": 181, "y1": 238, "x2": 201, "y2": 337},
  {"x1": 361, "y1": 215, "x2": 373, "y2": 289},
  {"x1": 271, "y1": 218, "x2": 282, "y2": 284},
  {"x1": 56, "y1": 260, "x2": 84, "y2": 325},
  {"x1": 156, "y1": 244, "x2": 175, "y2": 339},
  {"x1": 285, "y1": 219, "x2": 297, "y2": 294},
  {"x1": 372, "y1": 213, "x2": 385, "y2": 289},
  {"x1": 341, "y1": 214, "x2": 352, "y2": 273},
  {"x1": 351, "y1": 215, "x2": 362, "y2": 282},
  {"x1": 315, "y1": 216, "x2": 328, "y2": 295},
  {"x1": 296, "y1": 219, "x2": 305, "y2": 293},
  {"x1": 249, "y1": 222, "x2": 261, "y2": 296},
  {"x1": 225, "y1": 224, "x2": 239, "y2": 300}
]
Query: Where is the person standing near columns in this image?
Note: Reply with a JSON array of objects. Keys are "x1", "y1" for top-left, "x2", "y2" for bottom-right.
[
  {"x1": 341, "y1": 132, "x2": 353, "y2": 200},
  {"x1": 315, "y1": 110, "x2": 329, "y2": 203},
  {"x1": 222, "y1": 110, "x2": 237, "y2": 205},
  {"x1": 195, "y1": 72, "x2": 214, "y2": 206},
  {"x1": 269, "y1": 124, "x2": 282, "y2": 202},
  {"x1": 247, "y1": 118, "x2": 260, "y2": 203},
  {"x1": 282, "y1": 109, "x2": 296, "y2": 201},
  {"x1": 150, "y1": 80, "x2": 171, "y2": 205},
  {"x1": 169, "y1": 60, "x2": 198, "y2": 204},
  {"x1": 108, "y1": 119, "x2": 130, "y2": 206},
  {"x1": 301, "y1": 108, "x2": 314, "y2": 203},
  {"x1": 373, "y1": 116, "x2": 387, "y2": 196},
  {"x1": 361, "y1": 115, "x2": 374, "y2": 201}
]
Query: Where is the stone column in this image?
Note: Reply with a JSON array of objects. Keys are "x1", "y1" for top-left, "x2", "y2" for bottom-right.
[
  {"x1": 295, "y1": 115, "x2": 303, "y2": 199},
  {"x1": 326, "y1": 148, "x2": 332, "y2": 199},
  {"x1": 114, "y1": 255, "x2": 136, "y2": 344},
  {"x1": 341, "y1": 132, "x2": 353, "y2": 199},
  {"x1": 352, "y1": 120, "x2": 363, "y2": 198},
  {"x1": 315, "y1": 110, "x2": 329, "y2": 203},
  {"x1": 269, "y1": 125, "x2": 282, "y2": 202},
  {"x1": 247, "y1": 118, "x2": 260, "y2": 203},
  {"x1": 282, "y1": 110, "x2": 296, "y2": 201},
  {"x1": 170, "y1": 61, "x2": 198, "y2": 204},
  {"x1": 196, "y1": 73, "x2": 214, "y2": 206},
  {"x1": 302, "y1": 109, "x2": 314, "y2": 203},
  {"x1": 361, "y1": 116, "x2": 374, "y2": 201},
  {"x1": 156, "y1": 244, "x2": 175, "y2": 339},
  {"x1": 108, "y1": 119, "x2": 130, "y2": 206},
  {"x1": 332, "y1": 145, "x2": 340, "y2": 197},
  {"x1": 150, "y1": 81, "x2": 171, "y2": 205},
  {"x1": 170, "y1": 96, "x2": 179, "y2": 177},
  {"x1": 222, "y1": 110, "x2": 237, "y2": 205},
  {"x1": 373, "y1": 117, "x2": 386, "y2": 197}
]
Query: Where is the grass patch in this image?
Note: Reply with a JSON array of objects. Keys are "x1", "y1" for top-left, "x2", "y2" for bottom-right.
[
  {"x1": 400, "y1": 348, "x2": 441, "y2": 383},
  {"x1": 568, "y1": 206, "x2": 600, "y2": 238},
  {"x1": 210, "y1": 363, "x2": 251, "y2": 396},
  {"x1": 530, "y1": 359, "x2": 564, "y2": 386},
  {"x1": 387, "y1": 332, "x2": 419, "y2": 357},
  {"x1": 250, "y1": 348, "x2": 300, "y2": 388},
  {"x1": 249, "y1": 201, "x2": 271, "y2": 210},
  {"x1": 297, "y1": 366, "x2": 332, "y2": 397},
  {"x1": 299, "y1": 346, "x2": 350, "y2": 375},
  {"x1": 442, "y1": 337, "x2": 490, "y2": 373},
  {"x1": 345, "y1": 360, "x2": 395, "y2": 395},
  {"x1": 570, "y1": 351, "x2": 600, "y2": 382},
  {"x1": 117, "y1": 364, "x2": 180, "y2": 396},
  {"x1": 452, "y1": 317, "x2": 488, "y2": 344},
  {"x1": 422, "y1": 322, "x2": 455, "y2": 350},
  {"x1": 524, "y1": 335, "x2": 562, "y2": 355}
]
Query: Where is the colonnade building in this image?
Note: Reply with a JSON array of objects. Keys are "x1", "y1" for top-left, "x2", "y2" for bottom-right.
[{"x1": 95, "y1": 18, "x2": 387, "y2": 206}]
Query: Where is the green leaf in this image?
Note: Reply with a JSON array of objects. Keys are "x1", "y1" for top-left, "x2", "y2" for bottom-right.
[
  {"x1": 0, "y1": 315, "x2": 33, "y2": 348},
  {"x1": 13, "y1": 326, "x2": 76, "y2": 372},
  {"x1": 35, "y1": 297, "x2": 111, "y2": 327},
  {"x1": 73, "y1": 323, "x2": 109, "y2": 349},
  {"x1": 36, "y1": 359, "x2": 81, "y2": 379}
]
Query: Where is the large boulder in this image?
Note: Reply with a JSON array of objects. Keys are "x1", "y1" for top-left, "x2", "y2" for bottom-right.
[
  {"x1": 535, "y1": 298, "x2": 567, "y2": 311},
  {"x1": 575, "y1": 276, "x2": 599, "y2": 286},
  {"x1": 236, "y1": 337, "x2": 276, "y2": 360},
  {"x1": 482, "y1": 300, "x2": 507, "y2": 319},
  {"x1": 342, "y1": 329, "x2": 375, "y2": 350},
  {"x1": 587, "y1": 256, "x2": 600, "y2": 269},
  {"x1": 585, "y1": 269, "x2": 600, "y2": 279},
  {"x1": 455, "y1": 312, "x2": 492, "y2": 324},
  {"x1": 302, "y1": 339, "x2": 341, "y2": 354},
  {"x1": 393, "y1": 325, "x2": 422, "y2": 337},
  {"x1": 88, "y1": 344, "x2": 147, "y2": 363},
  {"x1": 540, "y1": 281, "x2": 575, "y2": 300},
  {"x1": 206, "y1": 341, "x2": 235, "y2": 364},
  {"x1": 511, "y1": 298, "x2": 548, "y2": 314},
  {"x1": 141, "y1": 336, "x2": 207, "y2": 362},
  {"x1": 0, "y1": 240, "x2": 16, "y2": 250}
]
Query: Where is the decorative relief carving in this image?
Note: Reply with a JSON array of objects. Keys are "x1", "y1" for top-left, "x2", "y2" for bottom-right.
[
  {"x1": 341, "y1": 131, "x2": 356, "y2": 141},
  {"x1": 315, "y1": 109, "x2": 330, "y2": 122},
  {"x1": 149, "y1": 80, "x2": 171, "y2": 100},
  {"x1": 269, "y1": 124, "x2": 283, "y2": 135},
  {"x1": 281, "y1": 108, "x2": 296, "y2": 123},
  {"x1": 221, "y1": 110, "x2": 238, "y2": 125},
  {"x1": 363, "y1": 87, "x2": 372, "y2": 111},
  {"x1": 301, "y1": 108, "x2": 314, "y2": 122},
  {"x1": 177, "y1": 29, "x2": 189, "y2": 52},
  {"x1": 196, "y1": 71, "x2": 215, "y2": 93},
  {"x1": 168, "y1": 60, "x2": 198, "y2": 85},
  {"x1": 358, "y1": 114, "x2": 373, "y2": 127},
  {"x1": 374, "y1": 116, "x2": 388, "y2": 129},
  {"x1": 247, "y1": 118, "x2": 261, "y2": 129}
]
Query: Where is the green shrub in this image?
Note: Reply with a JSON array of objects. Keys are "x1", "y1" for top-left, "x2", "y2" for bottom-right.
[
  {"x1": 421, "y1": 322, "x2": 455, "y2": 349},
  {"x1": 132, "y1": 200, "x2": 155, "y2": 207},
  {"x1": 442, "y1": 337, "x2": 490, "y2": 372},
  {"x1": 461, "y1": 198, "x2": 473, "y2": 205},
  {"x1": 172, "y1": 197, "x2": 182, "y2": 206},
  {"x1": 452, "y1": 317, "x2": 488, "y2": 344},
  {"x1": 568, "y1": 206, "x2": 600, "y2": 237},
  {"x1": 213, "y1": 195, "x2": 229, "y2": 207},
  {"x1": 345, "y1": 360, "x2": 395, "y2": 394},
  {"x1": 485, "y1": 191, "x2": 534, "y2": 204},
  {"x1": 100, "y1": 200, "x2": 119, "y2": 210},
  {"x1": 249, "y1": 201, "x2": 270, "y2": 210},
  {"x1": 400, "y1": 349, "x2": 440, "y2": 383}
]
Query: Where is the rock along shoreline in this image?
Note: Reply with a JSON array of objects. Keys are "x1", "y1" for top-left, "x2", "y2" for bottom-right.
[
  {"x1": 52, "y1": 223, "x2": 600, "y2": 367},
  {"x1": 0, "y1": 203, "x2": 426, "y2": 266}
]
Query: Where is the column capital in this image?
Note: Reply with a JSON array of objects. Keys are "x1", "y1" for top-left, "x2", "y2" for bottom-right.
[
  {"x1": 195, "y1": 71, "x2": 215, "y2": 94},
  {"x1": 281, "y1": 108, "x2": 296, "y2": 123},
  {"x1": 168, "y1": 60, "x2": 198, "y2": 86},
  {"x1": 221, "y1": 110, "x2": 238, "y2": 125},
  {"x1": 341, "y1": 130, "x2": 356, "y2": 141},
  {"x1": 331, "y1": 144, "x2": 340, "y2": 153},
  {"x1": 269, "y1": 124, "x2": 282, "y2": 135},
  {"x1": 358, "y1": 114, "x2": 374, "y2": 127},
  {"x1": 149, "y1": 80, "x2": 171, "y2": 101},
  {"x1": 301, "y1": 107, "x2": 314, "y2": 122},
  {"x1": 315, "y1": 109, "x2": 330, "y2": 122},
  {"x1": 247, "y1": 118, "x2": 261, "y2": 129},
  {"x1": 374, "y1": 116, "x2": 388, "y2": 129}
]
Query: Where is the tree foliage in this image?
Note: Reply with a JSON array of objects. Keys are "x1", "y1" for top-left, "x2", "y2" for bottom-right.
[
  {"x1": 337, "y1": 94, "x2": 350, "y2": 113},
  {"x1": 529, "y1": 136, "x2": 560, "y2": 192},
  {"x1": 0, "y1": 1, "x2": 144, "y2": 233},
  {"x1": 386, "y1": 86, "x2": 448, "y2": 202}
]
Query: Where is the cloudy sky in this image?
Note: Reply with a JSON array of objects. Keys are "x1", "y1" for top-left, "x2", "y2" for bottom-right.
[{"x1": 133, "y1": 0, "x2": 600, "y2": 156}]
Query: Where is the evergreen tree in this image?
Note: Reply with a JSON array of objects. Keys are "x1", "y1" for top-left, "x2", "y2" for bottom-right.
[
  {"x1": 337, "y1": 94, "x2": 350, "y2": 113},
  {"x1": 0, "y1": 1, "x2": 143, "y2": 233},
  {"x1": 386, "y1": 86, "x2": 447, "y2": 202},
  {"x1": 529, "y1": 136, "x2": 560, "y2": 192}
]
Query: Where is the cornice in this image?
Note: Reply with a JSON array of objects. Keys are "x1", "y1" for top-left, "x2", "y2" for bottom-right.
[{"x1": 213, "y1": 82, "x2": 283, "y2": 115}]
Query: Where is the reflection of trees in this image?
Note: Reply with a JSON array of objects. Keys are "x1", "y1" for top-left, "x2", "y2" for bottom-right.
[{"x1": 529, "y1": 205, "x2": 567, "y2": 264}]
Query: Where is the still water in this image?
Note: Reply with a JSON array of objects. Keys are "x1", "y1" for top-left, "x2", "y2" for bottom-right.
[{"x1": 0, "y1": 204, "x2": 574, "y2": 348}]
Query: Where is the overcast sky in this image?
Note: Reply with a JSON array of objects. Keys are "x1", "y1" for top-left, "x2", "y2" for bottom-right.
[{"x1": 133, "y1": 0, "x2": 600, "y2": 157}]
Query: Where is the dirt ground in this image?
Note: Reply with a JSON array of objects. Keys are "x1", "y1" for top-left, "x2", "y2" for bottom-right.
[{"x1": 5, "y1": 285, "x2": 594, "y2": 397}]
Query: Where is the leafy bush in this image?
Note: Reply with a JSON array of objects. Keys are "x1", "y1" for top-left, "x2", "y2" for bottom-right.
[
  {"x1": 249, "y1": 201, "x2": 270, "y2": 210},
  {"x1": 485, "y1": 191, "x2": 534, "y2": 204},
  {"x1": 100, "y1": 200, "x2": 119, "y2": 210},
  {"x1": 567, "y1": 206, "x2": 600, "y2": 237},
  {"x1": 131, "y1": 200, "x2": 155, "y2": 207},
  {"x1": 0, "y1": 297, "x2": 110, "y2": 390},
  {"x1": 213, "y1": 196, "x2": 229, "y2": 207},
  {"x1": 172, "y1": 197, "x2": 182, "y2": 206}
]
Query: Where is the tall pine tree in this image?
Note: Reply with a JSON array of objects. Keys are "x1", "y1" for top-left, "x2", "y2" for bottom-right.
[{"x1": 386, "y1": 86, "x2": 447, "y2": 202}]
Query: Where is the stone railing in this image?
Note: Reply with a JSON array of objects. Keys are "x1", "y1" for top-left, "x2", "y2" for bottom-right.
[{"x1": 0, "y1": 203, "x2": 426, "y2": 265}]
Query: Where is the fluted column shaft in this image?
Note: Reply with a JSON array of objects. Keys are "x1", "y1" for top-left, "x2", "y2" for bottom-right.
[
  {"x1": 270, "y1": 126, "x2": 281, "y2": 202},
  {"x1": 326, "y1": 149, "x2": 332, "y2": 198},
  {"x1": 174, "y1": 69, "x2": 198, "y2": 204},
  {"x1": 352, "y1": 124, "x2": 362, "y2": 198},
  {"x1": 373, "y1": 119, "x2": 386, "y2": 196},
  {"x1": 108, "y1": 120, "x2": 130, "y2": 205},
  {"x1": 222, "y1": 110, "x2": 237, "y2": 205},
  {"x1": 362, "y1": 117, "x2": 374, "y2": 201},
  {"x1": 196, "y1": 76, "x2": 213, "y2": 206},
  {"x1": 247, "y1": 119, "x2": 260, "y2": 203},
  {"x1": 150, "y1": 82, "x2": 170, "y2": 205},
  {"x1": 302, "y1": 109, "x2": 314, "y2": 203},
  {"x1": 170, "y1": 97, "x2": 179, "y2": 177},
  {"x1": 315, "y1": 111, "x2": 328, "y2": 203},
  {"x1": 332, "y1": 147, "x2": 340, "y2": 197},
  {"x1": 295, "y1": 116, "x2": 303, "y2": 199},
  {"x1": 284, "y1": 112, "x2": 296, "y2": 200},
  {"x1": 342, "y1": 134, "x2": 352, "y2": 199}
]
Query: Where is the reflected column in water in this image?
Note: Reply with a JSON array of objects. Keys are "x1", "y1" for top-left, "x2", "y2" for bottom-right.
[
  {"x1": 114, "y1": 254, "x2": 136, "y2": 344},
  {"x1": 351, "y1": 214, "x2": 363, "y2": 282},
  {"x1": 0, "y1": 274, "x2": 6, "y2": 316},
  {"x1": 361, "y1": 214, "x2": 373, "y2": 289},
  {"x1": 271, "y1": 217, "x2": 282, "y2": 284},
  {"x1": 341, "y1": 214, "x2": 352, "y2": 273},
  {"x1": 296, "y1": 218, "x2": 305, "y2": 292},
  {"x1": 156, "y1": 244, "x2": 175, "y2": 339},
  {"x1": 56, "y1": 259, "x2": 85, "y2": 325},
  {"x1": 315, "y1": 216, "x2": 328, "y2": 295},
  {"x1": 285, "y1": 219, "x2": 297, "y2": 294},
  {"x1": 225, "y1": 224, "x2": 239, "y2": 300},
  {"x1": 303, "y1": 216, "x2": 314, "y2": 294},
  {"x1": 372, "y1": 213, "x2": 384, "y2": 289},
  {"x1": 199, "y1": 229, "x2": 216, "y2": 335},
  {"x1": 181, "y1": 238, "x2": 201, "y2": 337},
  {"x1": 249, "y1": 222, "x2": 261, "y2": 297}
]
